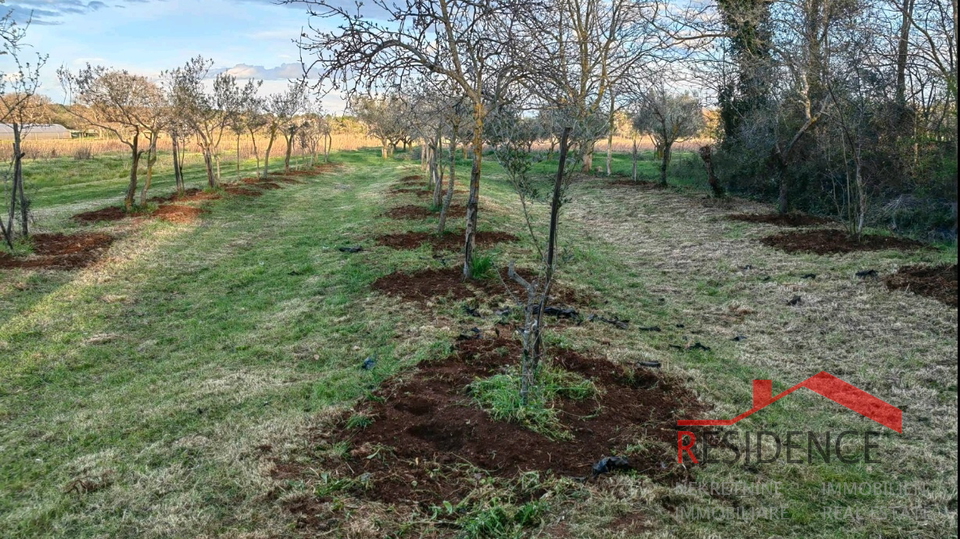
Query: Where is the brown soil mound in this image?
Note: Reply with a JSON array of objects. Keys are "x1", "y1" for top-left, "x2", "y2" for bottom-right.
[
  {"x1": 154, "y1": 205, "x2": 207, "y2": 224},
  {"x1": 760, "y1": 229, "x2": 926, "y2": 255},
  {"x1": 275, "y1": 337, "x2": 704, "y2": 511},
  {"x1": 399, "y1": 174, "x2": 424, "y2": 183},
  {"x1": 376, "y1": 230, "x2": 518, "y2": 251},
  {"x1": 884, "y1": 264, "x2": 958, "y2": 307},
  {"x1": 256, "y1": 182, "x2": 283, "y2": 190},
  {"x1": 71, "y1": 206, "x2": 132, "y2": 223},
  {"x1": 383, "y1": 204, "x2": 467, "y2": 220},
  {"x1": 371, "y1": 265, "x2": 584, "y2": 306},
  {"x1": 224, "y1": 186, "x2": 263, "y2": 197},
  {"x1": 149, "y1": 188, "x2": 221, "y2": 204},
  {"x1": 728, "y1": 212, "x2": 832, "y2": 227},
  {"x1": 0, "y1": 233, "x2": 114, "y2": 270}
]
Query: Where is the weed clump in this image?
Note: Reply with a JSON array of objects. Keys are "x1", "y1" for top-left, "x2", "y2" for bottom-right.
[{"x1": 468, "y1": 363, "x2": 596, "y2": 440}]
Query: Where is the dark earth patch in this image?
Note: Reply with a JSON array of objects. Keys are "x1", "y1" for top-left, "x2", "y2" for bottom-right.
[
  {"x1": 371, "y1": 265, "x2": 588, "y2": 306},
  {"x1": 0, "y1": 232, "x2": 114, "y2": 270},
  {"x1": 884, "y1": 264, "x2": 957, "y2": 307},
  {"x1": 727, "y1": 212, "x2": 833, "y2": 227},
  {"x1": 148, "y1": 187, "x2": 222, "y2": 204},
  {"x1": 71, "y1": 206, "x2": 134, "y2": 223},
  {"x1": 760, "y1": 229, "x2": 926, "y2": 255},
  {"x1": 273, "y1": 337, "x2": 705, "y2": 525},
  {"x1": 376, "y1": 230, "x2": 518, "y2": 251},
  {"x1": 383, "y1": 204, "x2": 468, "y2": 220}
]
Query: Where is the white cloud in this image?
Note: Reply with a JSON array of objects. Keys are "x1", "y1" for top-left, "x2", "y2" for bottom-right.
[{"x1": 210, "y1": 63, "x2": 306, "y2": 81}]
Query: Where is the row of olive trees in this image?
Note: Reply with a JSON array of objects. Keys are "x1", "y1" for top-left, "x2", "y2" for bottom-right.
[
  {"x1": 57, "y1": 58, "x2": 327, "y2": 211},
  {"x1": 292, "y1": 0, "x2": 704, "y2": 402}
]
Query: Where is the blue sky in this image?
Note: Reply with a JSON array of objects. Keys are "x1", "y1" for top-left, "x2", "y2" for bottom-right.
[{"x1": 4, "y1": 0, "x2": 348, "y2": 109}]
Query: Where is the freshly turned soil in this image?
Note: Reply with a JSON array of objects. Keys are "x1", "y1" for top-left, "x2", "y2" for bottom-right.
[
  {"x1": 273, "y1": 336, "x2": 707, "y2": 512},
  {"x1": 0, "y1": 233, "x2": 114, "y2": 270},
  {"x1": 760, "y1": 229, "x2": 927, "y2": 255},
  {"x1": 884, "y1": 264, "x2": 958, "y2": 307},
  {"x1": 383, "y1": 204, "x2": 467, "y2": 220},
  {"x1": 375, "y1": 230, "x2": 518, "y2": 251}
]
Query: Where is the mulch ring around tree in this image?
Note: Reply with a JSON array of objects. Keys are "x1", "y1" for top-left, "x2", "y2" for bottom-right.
[
  {"x1": 398, "y1": 174, "x2": 424, "y2": 184},
  {"x1": 149, "y1": 188, "x2": 222, "y2": 204},
  {"x1": 71, "y1": 206, "x2": 135, "y2": 223},
  {"x1": 376, "y1": 230, "x2": 517, "y2": 251},
  {"x1": 383, "y1": 204, "x2": 468, "y2": 220},
  {"x1": 727, "y1": 212, "x2": 833, "y2": 227},
  {"x1": 884, "y1": 264, "x2": 958, "y2": 307},
  {"x1": 760, "y1": 229, "x2": 928, "y2": 255},
  {"x1": 224, "y1": 185, "x2": 263, "y2": 197},
  {"x1": 0, "y1": 233, "x2": 114, "y2": 270},
  {"x1": 371, "y1": 266, "x2": 586, "y2": 306},
  {"x1": 271, "y1": 337, "x2": 706, "y2": 523}
]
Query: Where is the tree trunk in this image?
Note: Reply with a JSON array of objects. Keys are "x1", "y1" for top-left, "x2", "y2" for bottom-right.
[
  {"x1": 519, "y1": 127, "x2": 572, "y2": 405},
  {"x1": 140, "y1": 135, "x2": 159, "y2": 206},
  {"x1": 776, "y1": 162, "x2": 789, "y2": 215},
  {"x1": 125, "y1": 133, "x2": 141, "y2": 211},
  {"x1": 463, "y1": 114, "x2": 483, "y2": 280},
  {"x1": 606, "y1": 92, "x2": 615, "y2": 176},
  {"x1": 699, "y1": 145, "x2": 724, "y2": 197},
  {"x1": 324, "y1": 133, "x2": 331, "y2": 163},
  {"x1": 202, "y1": 149, "x2": 216, "y2": 189},
  {"x1": 263, "y1": 129, "x2": 277, "y2": 178},
  {"x1": 631, "y1": 139, "x2": 639, "y2": 182},
  {"x1": 172, "y1": 136, "x2": 184, "y2": 195},
  {"x1": 236, "y1": 134, "x2": 242, "y2": 181},
  {"x1": 659, "y1": 143, "x2": 672, "y2": 186},
  {"x1": 437, "y1": 128, "x2": 459, "y2": 234},
  {"x1": 249, "y1": 129, "x2": 261, "y2": 177},
  {"x1": 581, "y1": 139, "x2": 595, "y2": 173},
  {"x1": 13, "y1": 123, "x2": 28, "y2": 238},
  {"x1": 431, "y1": 134, "x2": 444, "y2": 208},
  {"x1": 284, "y1": 132, "x2": 294, "y2": 173}
]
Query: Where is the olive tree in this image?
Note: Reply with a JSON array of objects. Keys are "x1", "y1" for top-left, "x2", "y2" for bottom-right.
[
  {"x1": 632, "y1": 88, "x2": 705, "y2": 186},
  {"x1": 59, "y1": 65, "x2": 164, "y2": 210}
]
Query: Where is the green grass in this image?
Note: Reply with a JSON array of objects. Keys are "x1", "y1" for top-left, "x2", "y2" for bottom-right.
[
  {"x1": 0, "y1": 145, "x2": 956, "y2": 538},
  {"x1": 468, "y1": 363, "x2": 597, "y2": 440}
]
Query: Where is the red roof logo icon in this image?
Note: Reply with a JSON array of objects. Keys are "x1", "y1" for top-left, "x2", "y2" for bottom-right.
[{"x1": 678, "y1": 372, "x2": 902, "y2": 432}]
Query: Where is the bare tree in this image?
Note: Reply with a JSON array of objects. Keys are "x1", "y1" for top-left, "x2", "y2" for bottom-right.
[
  {"x1": 516, "y1": 0, "x2": 666, "y2": 172},
  {"x1": 59, "y1": 65, "x2": 163, "y2": 210},
  {"x1": 295, "y1": 0, "x2": 527, "y2": 278},
  {"x1": 0, "y1": 8, "x2": 46, "y2": 248}
]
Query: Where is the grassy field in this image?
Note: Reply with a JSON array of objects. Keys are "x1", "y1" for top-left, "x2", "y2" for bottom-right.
[{"x1": 0, "y1": 147, "x2": 956, "y2": 538}]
